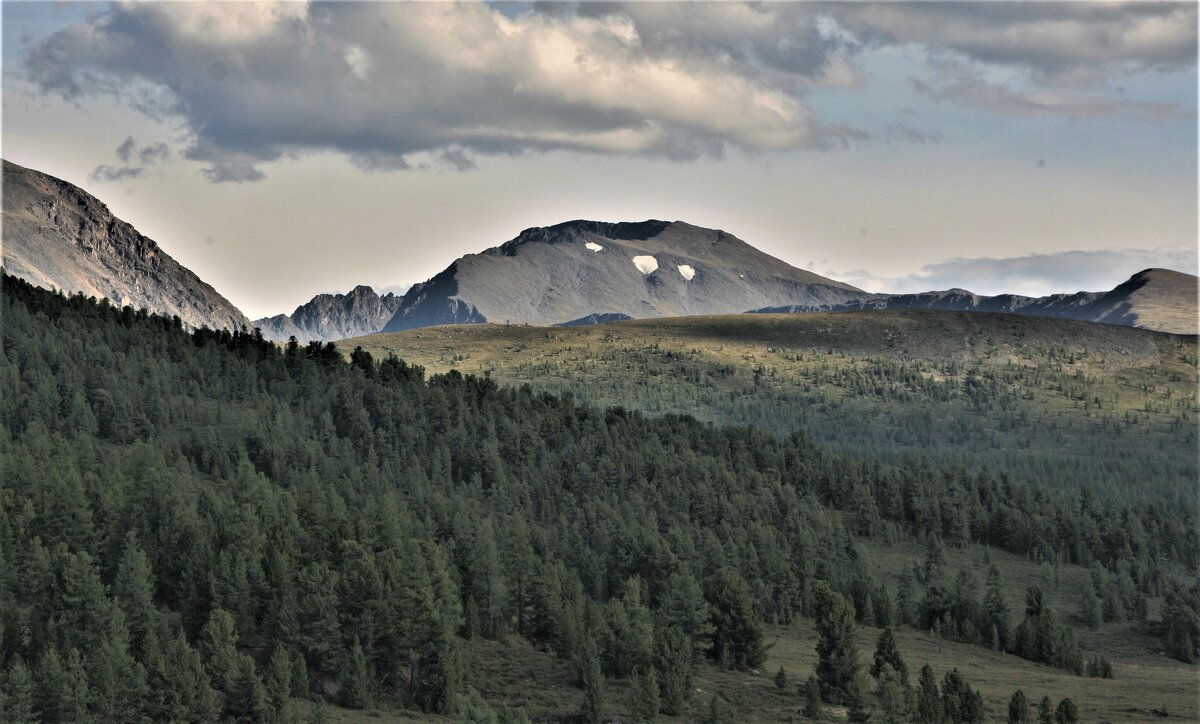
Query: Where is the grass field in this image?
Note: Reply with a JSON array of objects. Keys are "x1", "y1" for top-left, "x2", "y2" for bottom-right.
[
  {"x1": 292, "y1": 535, "x2": 1199, "y2": 723},
  {"x1": 350, "y1": 310, "x2": 1199, "y2": 502}
]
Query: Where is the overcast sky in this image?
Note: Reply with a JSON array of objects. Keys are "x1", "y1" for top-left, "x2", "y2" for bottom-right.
[{"x1": 2, "y1": 1, "x2": 1196, "y2": 318}]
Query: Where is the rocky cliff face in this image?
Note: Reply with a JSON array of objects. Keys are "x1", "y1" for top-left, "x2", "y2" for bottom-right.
[
  {"x1": 754, "y1": 268, "x2": 1198, "y2": 335},
  {"x1": 381, "y1": 219, "x2": 866, "y2": 332},
  {"x1": 2, "y1": 160, "x2": 251, "y2": 331},
  {"x1": 254, "y1": 285, "x2": 403, "y2": 342}
]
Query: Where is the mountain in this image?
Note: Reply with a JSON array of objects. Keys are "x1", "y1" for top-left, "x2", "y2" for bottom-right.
[
  {"x1": 1, "y1": 160, "x2": 251, "y2": 331},
  {"x1": 254, "y1": 285, "x2": 402, "y2": 342},
  {"x1": 380, "y1": 219, "x2": 865, "y2": 332},
  {"x1": 754, "y1": 268, "x2": 1198, "y2": 335}
]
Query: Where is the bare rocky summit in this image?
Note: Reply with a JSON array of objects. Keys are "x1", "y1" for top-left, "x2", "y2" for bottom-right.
[
  {"x1": 2, "y1": 160, "x2": 251, "y2": 331},
  {"x1": 754, "y1": 267, "x2": 1198, "y2": 335},
  {"x1": 381, "y1": 219, "x2": 865, "y2": 332},
  {"x1": 254, "y1": 285, "x2": 403, "y2": 342}
]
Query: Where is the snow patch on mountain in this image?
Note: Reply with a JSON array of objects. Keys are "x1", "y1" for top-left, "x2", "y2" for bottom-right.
[
  {"x1": 585, "y1": 242, "x2": 604, "y2": 252},
  {"x1": 678, "y1": 264, "x2": 696, "y2": 281},
  {"x1": 632, "y1": 255, "x2": 658, "y2": 274}
]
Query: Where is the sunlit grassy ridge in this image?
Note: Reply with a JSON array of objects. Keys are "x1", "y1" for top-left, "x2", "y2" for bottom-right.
[{"x1": 352, "y1": 310, "x2": 1199, "y2": 503}]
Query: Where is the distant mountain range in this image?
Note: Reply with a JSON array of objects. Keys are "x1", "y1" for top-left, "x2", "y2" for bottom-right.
[
  {"x1": 2, "y1": 161, "x2": 1195, "y2": 338},
  {"x1": 1, "y1": 160, "x2": 250, "y2": 331},
  {"x1": 753, "y1": 267, "x2": 1198, "y2": 336},
  {"x1": 254, "y1": 286, "x2": 402, "y2": 342}
]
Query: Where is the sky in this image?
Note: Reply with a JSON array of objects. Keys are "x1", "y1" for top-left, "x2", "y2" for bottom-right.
[{"x1": 1, "y1": 1, "x2": 1196, "y2": 319}]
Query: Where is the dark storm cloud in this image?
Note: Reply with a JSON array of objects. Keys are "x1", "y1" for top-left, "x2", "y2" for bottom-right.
[{"x1": 21, "y1": 2, "x2": 1196, "y2": 183}]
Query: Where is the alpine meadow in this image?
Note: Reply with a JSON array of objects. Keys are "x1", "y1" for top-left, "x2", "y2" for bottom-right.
[{"x1": 1, "y1": 2, "x2": 1197, "y2": 723}]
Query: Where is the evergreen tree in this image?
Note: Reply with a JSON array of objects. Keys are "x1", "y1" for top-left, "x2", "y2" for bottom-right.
[
  {"x1": 34, "y1": 648, "x2": 70, "y2": 723},
  {"x1": 265, "y1": 646, "x2": 293, "y2": 721},
  {"x1": 773, "y1": 665, "x2": 787, "y2": 690},
  {"x1": 983, "y1": 564, "x2": 1011, "y2": 651},
  {"x1": 113, "y1": 531, "x2": 156, "y2": 653},
  {"x1": 654, "y1": 626, "x2": 692, "y2": 716},
  {"x1": 659, "y1": 572, "x2": 714, "y2": 663},
  {"x1": 802, "y1": 674, "x2": 822, "y2": 719},
  {"x1": 341, "y1": 639, "x2": 374, "y2": 709},
  {"x1": 1037, "y1": 696, "x2": 1054, "y2": 724},
  {"x1": 941, "y1": 668, "x2": 984, "y2": 723},
  {"x1": 1078, "y1": 585, "x2": 1102, "y2": 630},
  {"x1": 631, "y1": 668, "x2": 660, "y2": 723},
  {"x1": 813, "y1": 582, "x2": 859, "y2": 704},
  {"x1": 704, "y1": 569, "x2": 765, "y2": 671},
  {"x1": 200, "y1": 608, "x2": 241, "y2": 695},
  {"x1": 916, "y1": 664, "x2": 942, "y2": 724},
  {"x1": 1055, "y1": 698, "x2": 1079, "y2": 724},
  {"x1": 1008, "y1": 689, "x2": 1030, "y2": 724},
  {"x1": 579, "y1": 636, "x2": 605, "y2": 724},
  {"x1": 229, "y1": 654, "x2": 269, "y2": 722},
  {"x1": 4, "y1": 657, "x2": 36, "y2": 724},
  {"x1": 870, "y1": 627, "x2": 908, "y2": 682},
  {"x1": 896, "y1": 572, "x2": 915, "y2": 627},
  {"x1": 873, "y1": 663, "x2": 912, "y2": 724}
]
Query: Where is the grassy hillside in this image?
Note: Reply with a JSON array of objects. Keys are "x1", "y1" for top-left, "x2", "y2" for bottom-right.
[{"x1": 351, "y1": 310, "x2": 1199, "y2": 503}]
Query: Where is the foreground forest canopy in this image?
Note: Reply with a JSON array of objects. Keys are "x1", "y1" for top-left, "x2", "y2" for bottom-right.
[{"x1": 1, "y1": 274, "x2": 1197, "y2": 722}]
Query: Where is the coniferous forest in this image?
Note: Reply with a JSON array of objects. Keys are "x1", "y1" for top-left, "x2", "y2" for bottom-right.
[{"x1": 1, "y1": 274, "x2": 1197, "y2": 721}]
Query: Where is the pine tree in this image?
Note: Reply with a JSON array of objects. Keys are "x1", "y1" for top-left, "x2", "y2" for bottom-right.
[
  {"x1": 660, "y1": 572, "x2": 714, "y2": 662},
  {"x1": 802, "y1": 674, "x2": 822, "y2": 719},
  {"x1": 200, "y1": 608, "x2": 242, "y2": 695},
  {"x1": 984, "y1": 564, "x2": 1011, "y2": 650},
  {"x1": 813, "y1": 582, "x2": 859, "y2": 704},
  {"x1": 1037, "y1": 696, "x2": 1054, "y2": 724},
  {"x1": 1008, "y1": 689, "x2": 1030, "y2": 724},
  {"x1": 113, "y1": 531, "x2": 156, "y2": 652},
  {"x1": 1055, "y1": 698, "x2": 1079, "y2": 724},
  {"x1": 1078, "y1": 585, "x2": 1102, "y2": 630},
  {"x1": 916, "y1": 664, "x2": 942, "y2": 724},
  {"x1": 61, "y1": 648, "x2": 90, "y2": 722},
  {"x1": 341, "y1": 639, "x2": 374, "y2": 709},
  {"x1": 34, "y1": 648, "x2": 69, "y2": 722},
  {"x1": 5, "y1": 657, "x2": 36, "y2": 724},
  {"x1": 873, "y1": 663, "x2": 912, "y2": 724},
  {"x1": 941, "y1": 668, "x2": 984, "y2": 724},
  {"x1": 229, "y1": 654, "x2": 269, "y2": 722},
  {"x1": 774, "y1": 665, "x2": 787, "y2": 690},
  {"x1": 265, "y1": 646, "x2": 293, "y2": 720},
  {"x1": 704, "y1": 569, "x2": 765, "y2": 671},
  {"x1": 631, "y1": 668, "x2": 660, "y2": 723},
  {"x1": 654, "y1": 626, "x2": 692, "y2": 716},
  {"x1": 896, "y1": 572, "x2": 915, "y2": 627},
  {"x1": 870, "y1": 627, "x2": 908, "y2": 682},
  {"x1": 579, "y1": 636, "x2": 605, "y2": 724}
]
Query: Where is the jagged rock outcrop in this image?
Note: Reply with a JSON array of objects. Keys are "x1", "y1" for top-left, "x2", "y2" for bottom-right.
[
  {"x1": 254, "y1": 285, "x2": 403, "y2": 342},
  {"x1": 2, "y1": 160, "x2": 250, "y2": 331}
]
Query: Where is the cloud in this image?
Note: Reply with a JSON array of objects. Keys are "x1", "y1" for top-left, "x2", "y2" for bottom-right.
[
  {"x1": 836, "y1": 247, "x2": 1200, "y2": 297},
  {"x1": 23, "y1": 3, "x2": 857, "y2": 182},
  {"x1": 909, "y1": 59, "x2": 1185, "y2": 119},
  {"x1": 19, "y1": 2, "x2": 1195, "y2": 182},
  {"x1": 89, "y1": 136, "x2": 175, "y2": 183},
  {"x1": 89, "y1": 164, "x2": 142, "y2": 183},
  {"x1": 834, "y1": 3, "x2": 1197, "y2": 82}
]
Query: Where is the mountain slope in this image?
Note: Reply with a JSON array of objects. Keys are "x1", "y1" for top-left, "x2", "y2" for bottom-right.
[
  {"x1": 352, "y1": 310, "x2": 1198, "y2": 501},
  {"x1": 754, "y1": 268, "x2": 1198, "y2": 335},
  {"x1": 381, "y1": 219, "x2": 865, "y2": 331},
  {"x1": 254, "y1": 285, "x2": 402, "y2": 342},
  {"x1": 1, "y1": 160, "x2": 251, "y2": 331}
]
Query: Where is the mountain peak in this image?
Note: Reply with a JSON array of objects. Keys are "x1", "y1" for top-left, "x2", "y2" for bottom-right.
[
  {"x1": 380, "y1": 219, "x2": 862, "y2": 332},
  {"x1": 1, "y1": 159, "x2": 250, "y2": 331},
  {"x1": 255, "y1": 284, "x2": 401, "y2": 342}
]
